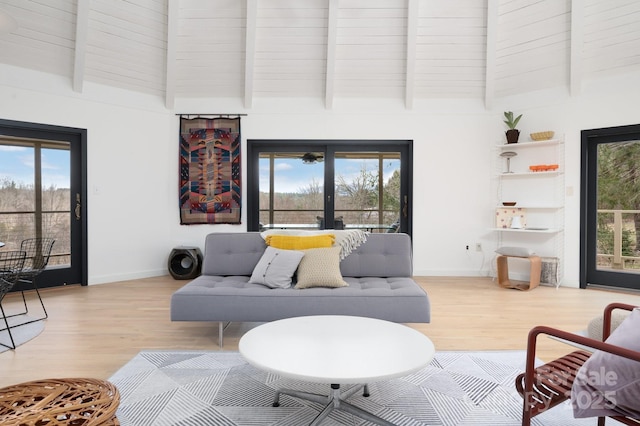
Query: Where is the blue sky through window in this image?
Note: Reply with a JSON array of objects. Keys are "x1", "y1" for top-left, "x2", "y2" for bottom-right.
[
  {"x1": 0, "y1": 145, "x2": 70, "y2": 189},
  {"x1": 259, "y1": 157, "x2": 400, "y2": 193}
]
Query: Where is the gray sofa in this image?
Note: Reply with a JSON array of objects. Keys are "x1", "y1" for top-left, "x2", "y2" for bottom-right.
[{"x1": 170, "y1": 232, "x2": 430, "y2": 347}]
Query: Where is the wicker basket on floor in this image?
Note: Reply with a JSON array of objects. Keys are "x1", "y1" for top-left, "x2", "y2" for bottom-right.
[{"x1": 0, "y1": 378, "x2": 120, "y2": 425}]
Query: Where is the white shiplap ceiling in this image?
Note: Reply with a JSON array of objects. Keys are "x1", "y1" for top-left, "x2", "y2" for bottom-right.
[{"x1": 0, "y1": 0, "x2": 639, "y2": 109}]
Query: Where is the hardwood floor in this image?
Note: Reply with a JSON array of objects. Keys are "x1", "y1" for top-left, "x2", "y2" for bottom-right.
[{"x1": 1, "y1": 275, "x2": 639, "y2": 388}]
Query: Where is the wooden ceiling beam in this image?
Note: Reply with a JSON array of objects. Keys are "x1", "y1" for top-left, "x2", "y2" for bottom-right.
[
  {"x1": 244, "y1": 0, "x2": 257, "y2": 109},
  {"x1": 325, "y1": 0, "x2": 338, "y2": 109},
  {"x1": 73, "y1": 0, "x2": 90, "y2": 93},
  {"x1": 570, "y1": 0, "x2": 584, "y2": 96},
  {"x1": 484, "y1": 0, "x2": 498, "y2": 110},
  {"x1": 405, "y1": 0, "x2": 418, "y2": 110},
  {"x1": 165, "y1": 0, "x2": 178, "y2": 109}
]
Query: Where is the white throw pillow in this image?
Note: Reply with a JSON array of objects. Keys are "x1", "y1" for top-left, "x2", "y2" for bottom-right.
[{"x1": 249, "y1": 247, "x2": 305, "y2": 289}]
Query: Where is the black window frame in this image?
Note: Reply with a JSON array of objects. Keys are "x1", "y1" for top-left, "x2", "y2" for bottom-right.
[
  {"x1": 247, "y1": 139, "x2": 412, "y2": 237},
  {"x1": 580, "y1": 123, "x2": 640, "y2": 289}
]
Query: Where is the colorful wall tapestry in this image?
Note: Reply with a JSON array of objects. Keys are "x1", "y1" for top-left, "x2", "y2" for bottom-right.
[{"x1": 179, "y1": 117, "x2": 241, "y2": 224}]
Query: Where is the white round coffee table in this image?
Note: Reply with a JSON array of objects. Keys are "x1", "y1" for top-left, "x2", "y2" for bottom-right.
[{"x1": 239, "y1": 315, "x2": 435, "y2": 426}]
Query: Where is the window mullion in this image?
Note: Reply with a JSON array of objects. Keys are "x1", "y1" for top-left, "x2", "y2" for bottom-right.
[{"x1": 34, "y1": 142, "x2": 43, "y2": 238}]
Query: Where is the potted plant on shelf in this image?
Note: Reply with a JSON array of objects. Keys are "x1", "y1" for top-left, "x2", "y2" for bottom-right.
[{"x1": 503, "y1": 111, "x2": 522, "y2": 144}]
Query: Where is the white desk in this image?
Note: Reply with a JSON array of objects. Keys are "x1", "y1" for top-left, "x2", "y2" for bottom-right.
[{"x1": 239, "y1": 315, "x2": 435, "y2": 426}]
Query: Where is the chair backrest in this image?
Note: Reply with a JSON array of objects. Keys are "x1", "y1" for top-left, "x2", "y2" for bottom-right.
[
  {"x1": 0, "y1": 250, "x2": 26, "y2": 297},
  {"x1": 386, "y1": 218, "x2": 400, "y2": 233},
  {"x1": 20, "y1": 238, "x2": 55, "y2": 274}
]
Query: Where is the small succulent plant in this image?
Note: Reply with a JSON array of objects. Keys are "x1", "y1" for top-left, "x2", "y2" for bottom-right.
[{"x1": 503, "y1": 111, "x2": 522, "y2": 130}]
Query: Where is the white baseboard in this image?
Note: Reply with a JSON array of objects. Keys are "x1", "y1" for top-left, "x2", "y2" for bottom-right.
[{"x1": 89, "y1": 269, "x2": 169, "y2": 285}]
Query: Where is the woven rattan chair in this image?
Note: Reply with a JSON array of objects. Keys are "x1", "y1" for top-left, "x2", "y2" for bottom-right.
[
  {"x1": 0, "y1": 250, "x2": 27, "y2": 350},
  {"x1": 0, "y1": 378, "x2": 120, "y2": 425},
  {"x1": 516, "y1": 302, "x2": 640, "y2": 426},
  {"x1": 10, "y1": 237, "x2": 55, "y2": 323}
]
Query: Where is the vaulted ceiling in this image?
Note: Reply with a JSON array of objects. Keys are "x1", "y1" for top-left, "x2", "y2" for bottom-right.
[{"x1": 0, "y1": 0, "x2": 638, "y2": 109}]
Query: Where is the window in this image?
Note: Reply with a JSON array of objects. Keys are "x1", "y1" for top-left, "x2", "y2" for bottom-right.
[
  {"x1": 247, "y1": 140, "x2": 412, "y2": 236},
  {"x1": 581, "y1": 124, "x2": 640, "y2": 290},
  {"x1": 0, "y1": 118, "x2": 87, "y2": 288},
  {"x1": 0, "y1": 137, "x2": 70, "y2": 266}
]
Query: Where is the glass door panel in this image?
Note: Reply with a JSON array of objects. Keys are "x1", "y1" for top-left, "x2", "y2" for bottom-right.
[
  {"x1": 259, "y1": 152, "x2": 324, "y2": 229},
  {"x1": 595, "y1": 140, "x2": 640, "y2": 275},
  {"x1": 582, "y1": 124, "x2": 640, "y2": 290},
  {"x1": 41, "y1": 147, "x2": 71, "y2": 266},
  {"x1": 334, "y1": 152, "x2": 401, "y2": 233},
  {"x1": 0, "y1": 138, "x2": 73, "y2": 285}
]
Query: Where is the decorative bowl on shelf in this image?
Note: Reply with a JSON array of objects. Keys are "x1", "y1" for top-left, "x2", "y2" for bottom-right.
[
  {"x1": 530, "y1": 131, "x2": 554, "y2": 141},
  {"x1": 529, "y1": 164, "x2": 559, "y2": 172},
  {"x1": 502, "y1": 201, "x2": 517, "y2": 206}
]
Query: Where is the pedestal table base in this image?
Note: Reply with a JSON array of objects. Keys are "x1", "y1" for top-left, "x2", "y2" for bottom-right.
[{"x1": 273, "y1": 383, "x2": 394, "y2": 426}]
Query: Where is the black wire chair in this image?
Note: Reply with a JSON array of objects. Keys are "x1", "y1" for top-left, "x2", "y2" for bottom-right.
[
  {"x1": 10, "y1": 238, "x2": 55, "y2": 323},
  {"x1": 0, "y1": 250, "x2": 27, "y2": 350}
]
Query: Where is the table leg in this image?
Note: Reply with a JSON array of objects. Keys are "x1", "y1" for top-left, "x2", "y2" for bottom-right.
[
  {"x1": 277, "y1": 383, "x2": 394, "y2": 426},
  {"x1": 309, "y1": 385, "x2": 341, "y2": 426},
  {"x1": 338, "y1": 399, "x2": 396, "y2": 426},
  {"x1": 273, "y1": 388, "x2": 329, "y2": 407}
]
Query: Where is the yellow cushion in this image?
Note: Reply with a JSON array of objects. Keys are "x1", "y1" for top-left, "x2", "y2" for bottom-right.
[{"x1": 265, "y1": 234, "x2": 335, "y2": 250}]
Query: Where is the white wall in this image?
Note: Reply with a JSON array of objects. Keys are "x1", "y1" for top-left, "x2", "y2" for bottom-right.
[
  {"x1": 494, "y1": 72, "x2": 640, "y2": 287},
  {"x1": 1, "y1": 63, "x2": 639, "y2": 286}
]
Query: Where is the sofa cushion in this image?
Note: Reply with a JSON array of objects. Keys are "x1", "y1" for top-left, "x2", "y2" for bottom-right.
[
  {"x1": 295, "y1": 247, "x2": 348, "y2": 289},
  {"x1": 265, "y1": 234, "x2": 335, "y2": 250},
  {"x1": 249, "y1": 246, "x2": 304, "y2": 289},
  {"x1": 201, "y1": 233, "x2": 266, "y2": 276},
  {"x1": 340, "y1": 233, "x2": 412, "y2": 277},
  {"x1": 171, "y1": 275, "x2": 431, "y2": 323}
]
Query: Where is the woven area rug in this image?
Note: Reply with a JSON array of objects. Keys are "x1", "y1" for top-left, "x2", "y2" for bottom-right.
[
  {"x1": 0, "y1": 315, "x2": 45, "y2": 353},
  {"x1": 108, "y1": 350, "x2": 606, "y2": 426}
]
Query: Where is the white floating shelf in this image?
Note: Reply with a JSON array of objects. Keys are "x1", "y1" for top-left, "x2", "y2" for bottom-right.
[
  {"x1": 491, "y1": 227, "x2": 562, "y2": 234},
  {"x1": 499, "y1": 171, "x2": 562, "y2": 177},
  {"x1": 497, "y1": 139, "x2": 562, "y2": 149}
]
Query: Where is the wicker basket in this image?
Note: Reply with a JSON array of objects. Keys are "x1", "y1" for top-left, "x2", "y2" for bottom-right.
[
  {"x1": 0, "y1": 378, "x2": 120, "y2": 425},
  {"x1": 530, "y1": 131, "x2": 554, "y2": 141}
]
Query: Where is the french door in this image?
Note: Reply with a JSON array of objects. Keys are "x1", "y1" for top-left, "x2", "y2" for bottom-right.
[
  {"x1": 0, "y1": 119, "x2": 87, "y2": 288},
  {"x1": 581, "y1": 124, "x2": 640, "y2": 290},
  {"x1": 247, "y1": 140, "x2": 412, "y2": 237}
]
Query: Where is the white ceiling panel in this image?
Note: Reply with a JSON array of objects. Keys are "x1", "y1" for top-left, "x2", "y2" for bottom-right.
[
  {"x1": 253, "y1": 0, "x2": 327, "y2": 98},
  {"x1": 335, "y1": 0, "x2": 406, "y2": 98},
  {"x1": 0, "y1": 0, "x2": 76, "y2": 75},
  {"x1": 0, "y1": 0, "x2": 638, "y2": 107},
  {"x1": 84, "y1": 0, "x2": 167, "y2": 96},
  {"x1": 414, "y1": 0, "x2": 486, "y2": 98},
  {"x1": 175, "y1": 0, "x2": 245, "y2": 98},
  {"x1": 495, "y1": 0, "x2": 570, "y2": 98},
  {"x1": 583, "y1": 0, "x2": 640, "y2": 77}
]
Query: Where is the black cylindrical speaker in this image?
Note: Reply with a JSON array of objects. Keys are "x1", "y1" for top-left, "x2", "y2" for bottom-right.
[{"x1": 168, "y1": 247, "x2": 202, "y2": 280}]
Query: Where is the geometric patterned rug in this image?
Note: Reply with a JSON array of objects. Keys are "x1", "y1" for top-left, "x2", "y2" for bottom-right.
[{"x1": 108, "y1": 350, "x2": 601, "y2": 425}]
